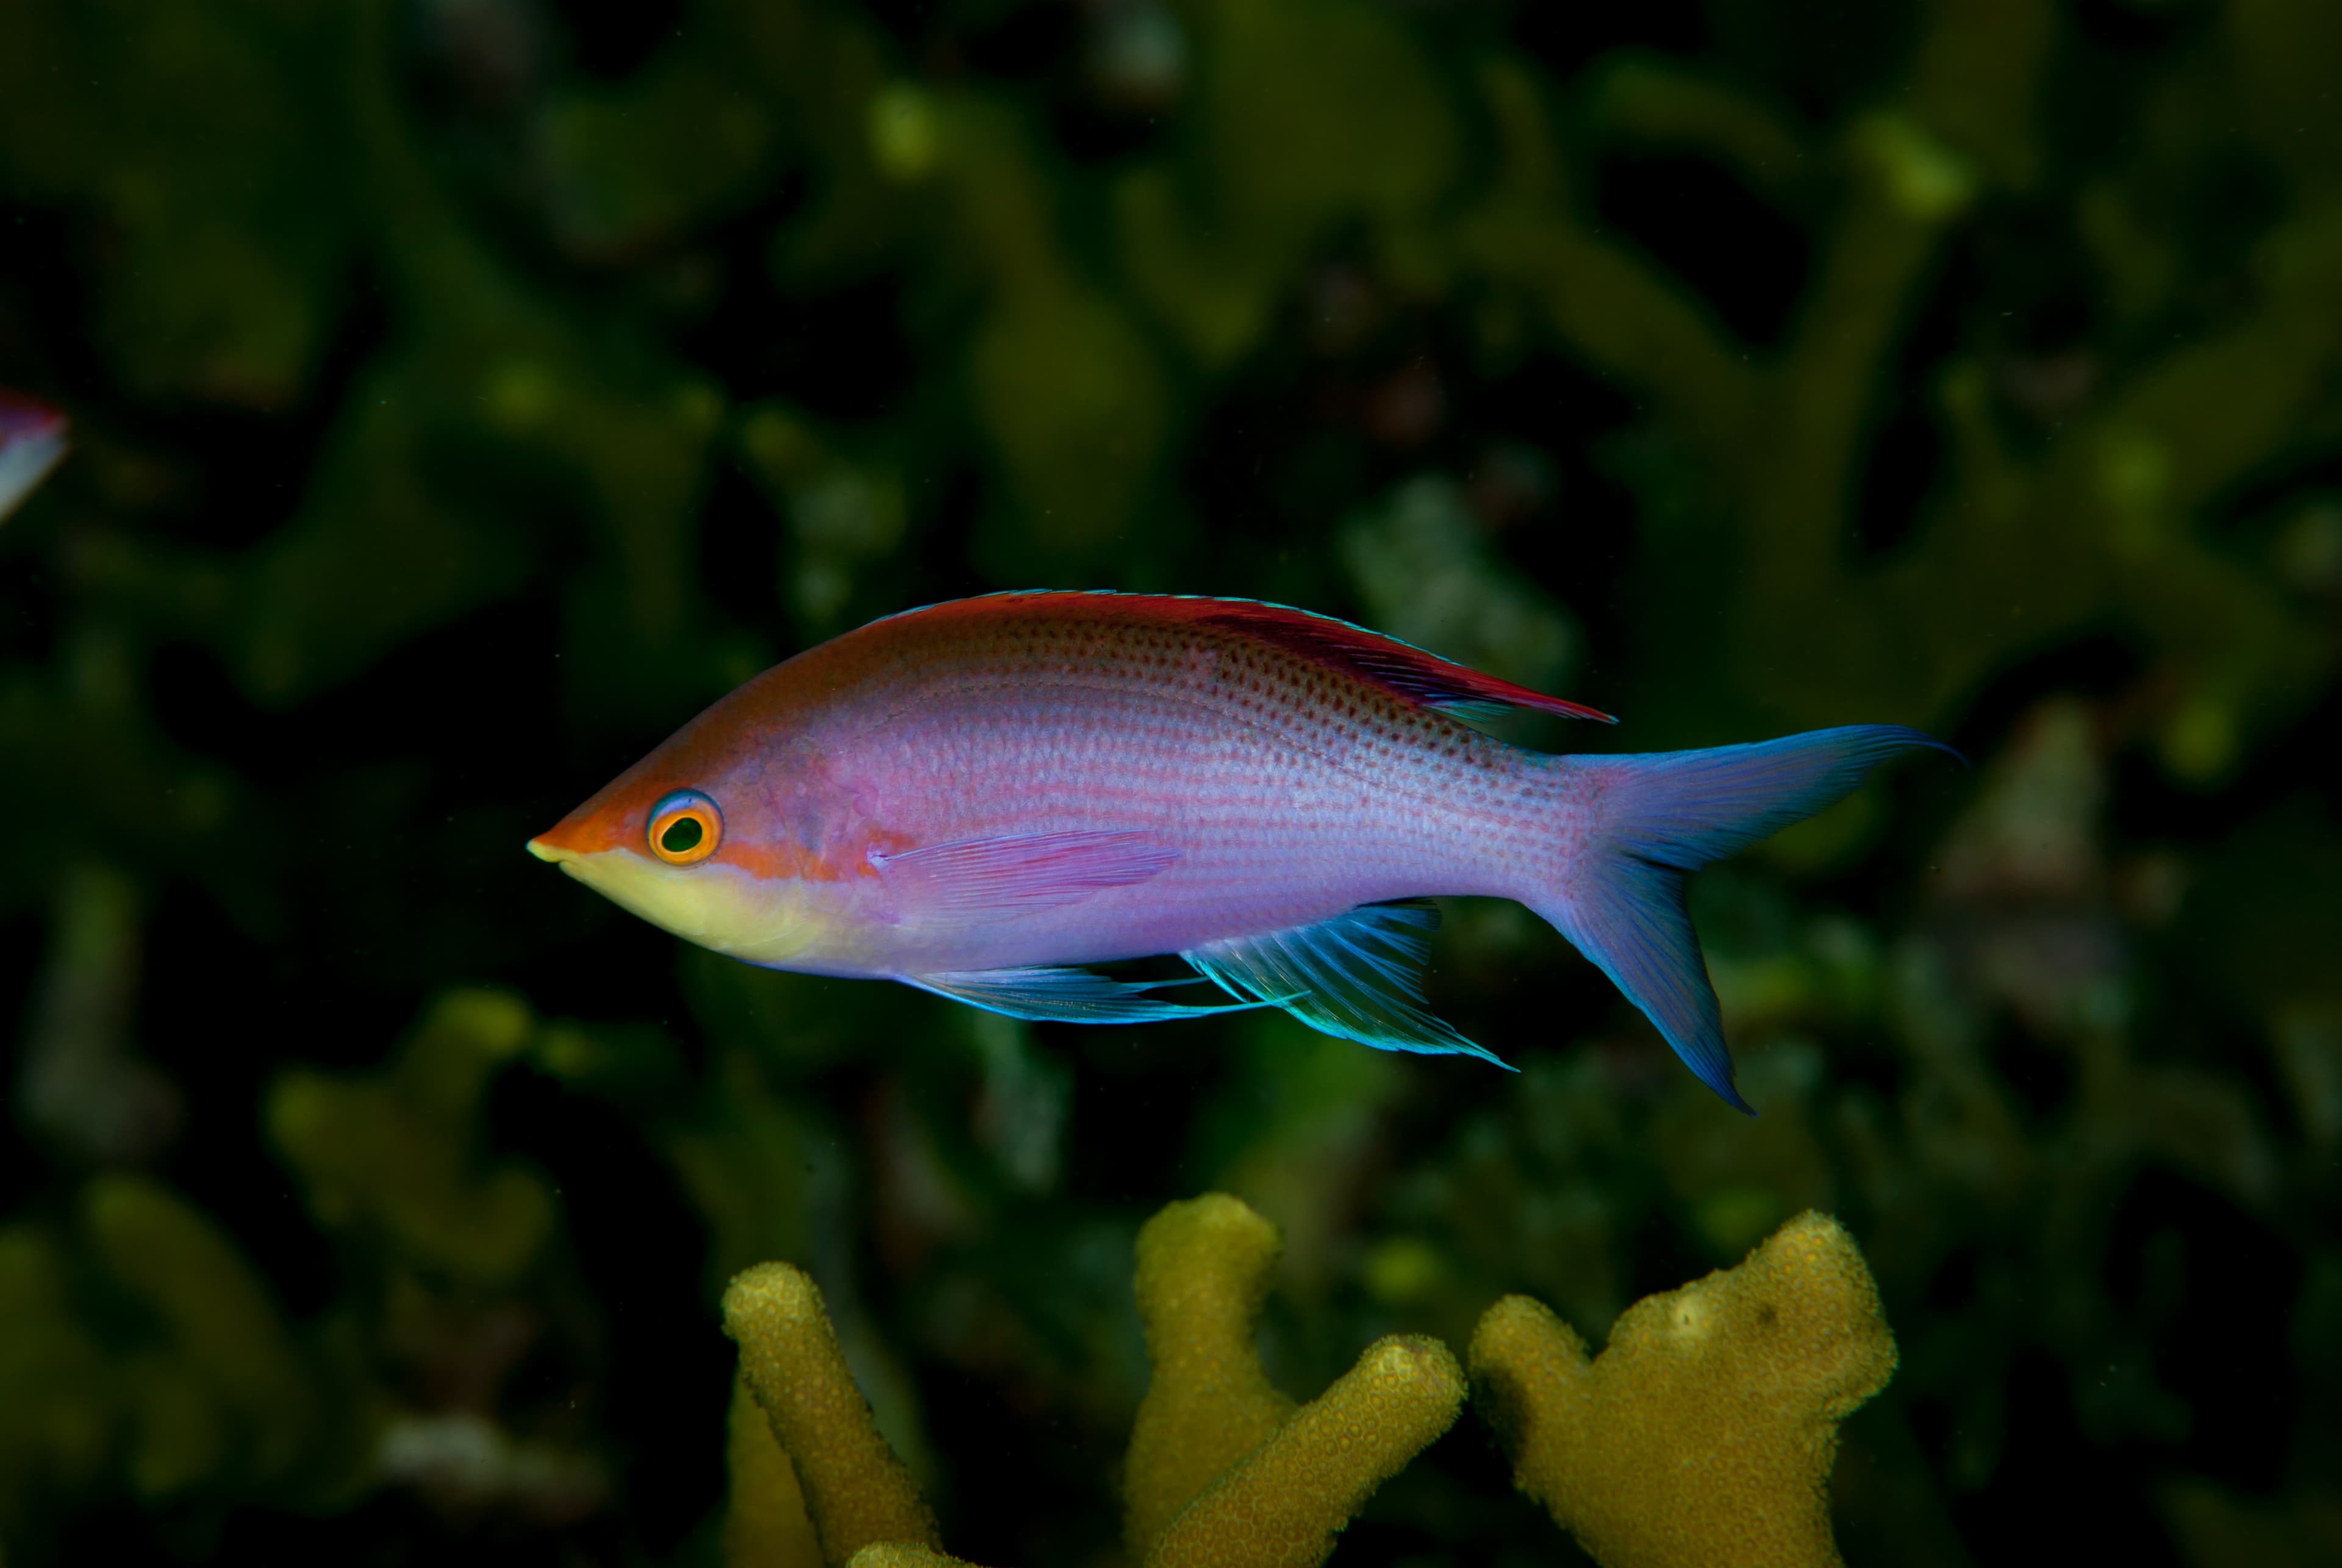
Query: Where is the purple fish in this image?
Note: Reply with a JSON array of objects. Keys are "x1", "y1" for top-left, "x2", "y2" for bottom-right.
[
  {"x1": 0, "y1": 390, "x2": 66, "y2": 524},
  {"x1": 531, "y1": 592, "x2": 1949, "y2": 1110}
]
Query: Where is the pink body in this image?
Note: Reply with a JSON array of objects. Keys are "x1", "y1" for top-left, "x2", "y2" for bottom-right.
[
  {"x1": 532, "y1": 593, "x2": 1594, "y2": 977},
  {"x1": 778, "y1": 614, "x2": 1583, "y2": 973}
]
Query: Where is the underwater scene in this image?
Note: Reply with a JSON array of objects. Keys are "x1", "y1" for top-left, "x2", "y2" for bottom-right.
[{"x1": 4, "y1": 1, "x2": 2341, "y2": 1564}]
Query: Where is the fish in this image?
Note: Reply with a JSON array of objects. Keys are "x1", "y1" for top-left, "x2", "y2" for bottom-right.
[
  {"x1": 529, "y1": 592, "x2": 1951, "y2": 1111},
  {"x1": 0, "y1": 390, "x2": 67, "y2": 524}
]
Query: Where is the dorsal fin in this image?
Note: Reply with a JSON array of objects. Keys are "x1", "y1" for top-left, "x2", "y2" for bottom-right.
[
  {"x1": 1184, "y1": 599, "x2": 1616, "y2": 725},
  {"x1": 865, "y1": 592, "x2": 1616, "y2": 725}
]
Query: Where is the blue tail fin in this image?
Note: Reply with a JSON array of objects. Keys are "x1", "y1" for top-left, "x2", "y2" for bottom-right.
[{"x1": 1532, "y1": 726, "x2": 1954, "y2": 1113}]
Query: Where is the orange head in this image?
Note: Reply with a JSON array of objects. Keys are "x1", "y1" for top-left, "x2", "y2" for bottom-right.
[{"x1": 526, "y1": 676, "x2": 862, "y2": 965}]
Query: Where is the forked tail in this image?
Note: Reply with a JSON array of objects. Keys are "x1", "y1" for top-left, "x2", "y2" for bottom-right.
[{"x1": 1528, "y1": 725, "x2": 1955, "y2": 1113}]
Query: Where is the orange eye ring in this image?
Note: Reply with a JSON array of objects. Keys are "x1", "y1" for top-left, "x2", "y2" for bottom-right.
[{"x1": 647, "y1": 790, "x2": 723, "y2": 865}]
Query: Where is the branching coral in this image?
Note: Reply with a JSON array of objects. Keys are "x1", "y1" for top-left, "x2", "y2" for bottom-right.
[
  {"x1": 721, "y1": 1193, "x2": 1464, "y2": 1568},
  {"x1": 0, "y1": 1174, "x2": 363, "y2": 1552},
  {"x1": 723, "y1": 1263, "x2": 939, "y2": 1567},
  {"x1": 1470, "y1": 1211, "x2": 1897, "y2": 1568},
  {"x1": 0, "y1": 986, "x2": 650, "y2": 1555},
  {"x1": 1127, "y1": 1195, "x2": 1466, "y2": 1568},
  {"x1": 1122, "y1": 1194, "x2": 1294, "y2": 1550},
  {"x1": 268, "y1": 989, "x2": 555, "y2": 1289}
]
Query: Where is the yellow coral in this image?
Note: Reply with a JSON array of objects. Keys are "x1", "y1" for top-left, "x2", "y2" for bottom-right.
[
  {"x1": 267, "y1": 989, "x2": 553, "y2": 1288},
  {"x1": 722, "y1": 1264, "x2": 939, "y2": 1566},
  {"x1": 846, "y1": 1547, "x2": 984, "y2": 1568},
  {"x1": 1123, "y1": 1192, "x2": 1294, "y2": 1550},
  {"x1": 1128, "y1": 1195, "x2": 1466, "y2": 1568},
  {"x1": 82, "y1": 1176, "x2": 319, "y2": 1497},
  {"x1": 723, "y1": 1370, "x2": 822, "y2": 1568},
  {"x1": 1469, "y1": 1211, "x2": 1895, "y2": 1568},
  {"x1": 0, "y1": 1174, "x2": 368, "y2": 1544},
  {"x1": 1145, "y1": 1334, "x2": 1464, "y2": 1568},
  {"x1": 721, "y1": 1193, "x2": 1464, "y2": 1568}
]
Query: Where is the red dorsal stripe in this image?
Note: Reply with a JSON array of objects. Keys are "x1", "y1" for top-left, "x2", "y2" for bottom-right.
[
  {"x1": 869, "y1": 591, "x2": 1618, "y2": 724},
  {"x1": 1187, "y1": 599, "x2": 1616, "y2": 724}
]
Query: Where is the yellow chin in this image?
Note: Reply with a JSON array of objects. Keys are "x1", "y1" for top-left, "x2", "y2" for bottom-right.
[{"x1": 546, "y1": 848, "x2": 829, "y2": 965}]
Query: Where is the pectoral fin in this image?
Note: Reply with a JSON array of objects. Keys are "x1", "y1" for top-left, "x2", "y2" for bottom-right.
[{"x1": 873, "y1": 829, "x2": 1178, "y2": 918}]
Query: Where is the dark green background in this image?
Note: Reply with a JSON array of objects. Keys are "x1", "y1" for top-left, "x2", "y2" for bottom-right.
[{"x1": 3, "y1": 0, "x2": 2339, "y2": 1564}]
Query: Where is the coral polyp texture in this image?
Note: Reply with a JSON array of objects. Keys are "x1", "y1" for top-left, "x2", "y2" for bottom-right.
[
  {"x1": 722, "y1": 1264, "x2": 939, "y2": 1568},
  {"x1": 1127, "y1": 1195, "x2": 1467, "y2": 1568},
  {"x1": 720, "y1": 1193, "x2": 1465, "y2": 1568},
  {"x1": 1470, "y1": 1211, "x2": 1896, "y2": 1568}
]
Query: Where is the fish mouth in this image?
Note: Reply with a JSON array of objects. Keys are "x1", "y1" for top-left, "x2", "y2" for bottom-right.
[
  {"x1": 526, "y1": 834, "x2": 575, "y2": 865},
  {"x1": 527, "y1": 836, "x2": 605, "y2": 893}
]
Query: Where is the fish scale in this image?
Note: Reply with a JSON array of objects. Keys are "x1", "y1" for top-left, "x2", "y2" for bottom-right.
[{"x1": 531, "y1": 592, "x2": 1952, "y2": 1112}]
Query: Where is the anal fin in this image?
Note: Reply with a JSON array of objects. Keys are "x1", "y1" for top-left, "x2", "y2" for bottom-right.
[{"x1": 1183, "y1": 901, "x2": 1509, "y2": 1067}]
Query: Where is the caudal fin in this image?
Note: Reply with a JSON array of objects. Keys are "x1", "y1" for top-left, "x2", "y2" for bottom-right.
[{"x1": 1532, "y1": 726, "x2": 1955, "y2": 1114}]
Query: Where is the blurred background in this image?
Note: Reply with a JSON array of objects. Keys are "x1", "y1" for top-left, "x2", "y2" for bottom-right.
[{"x1": 3, "y1": 0, "x2": 2340, "y2": 1563}]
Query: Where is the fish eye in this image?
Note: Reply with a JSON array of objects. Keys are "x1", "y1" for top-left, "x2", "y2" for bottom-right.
[{"x1": 647, "y1": 790, "x2": 722, "y2": 865}]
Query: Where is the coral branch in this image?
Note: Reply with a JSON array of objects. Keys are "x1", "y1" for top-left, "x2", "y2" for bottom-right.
[
  {"x1": 1586, "y1": 54, "x2": 1813, "y2": 201},
  {"x1": 1470, "y1": 1212, "x2": 1896, "y2": 1568},
  {"x1": 723, "y1": 1370, "x2": 823, "y2": 1568},
  {"x1": 847, "y1": 1547, "x2": 989, "y2": 1568},
  {"x1": 1127, "y1": 1194, "x2": 1466, "y2": 1568},
  {"x1": 723, "y1": 1264, "x2": 940, "y2": 1567},
  {"x1": 267, "y1": 990, "x2": 553, "y2": 1289},
  {"x1": 1147, "y1": 1333, "x2": 1465, "y2": 1568},
  {"x1": 1123, "y1": 1194, "x2": 1296, "y2": 1552},
  {"x1": 722, "y1": 1195, "x2": 1461, "y2": 1568},
  {"x1": 1463, "y1": 59, "x2": 1759, "y2": 462}
]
